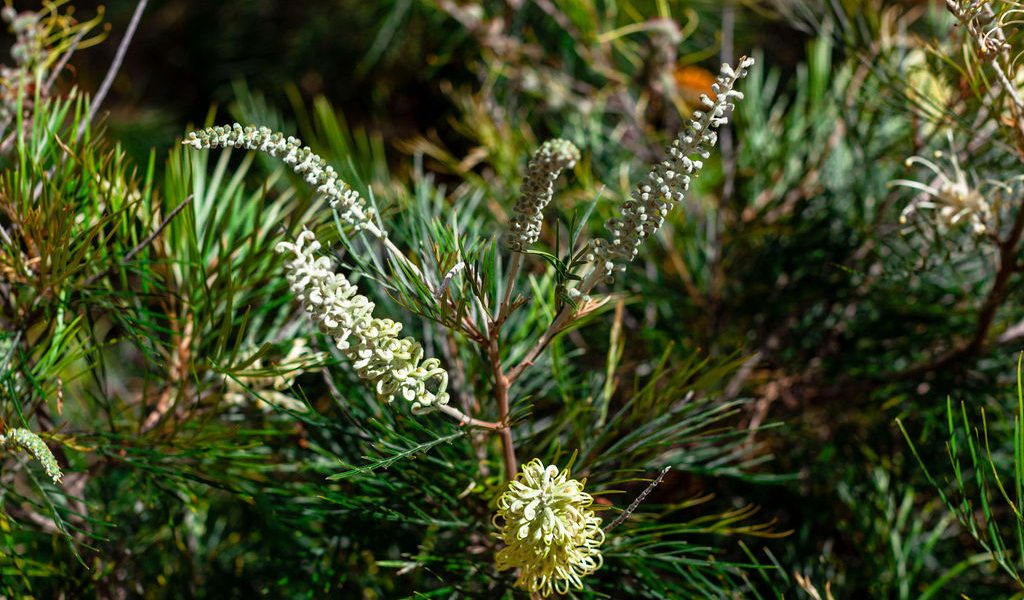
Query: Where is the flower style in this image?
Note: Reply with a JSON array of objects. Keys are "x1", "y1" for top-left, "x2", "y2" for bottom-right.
[
  {"x1": 589, "y1": 57, "x2": 754, "y2": 276},
  {"x1": 894, "y1": 137, "x2": 992, "y2": 236},
  {"x1": 1, "y1": 428, "x2": 62, "y2": 484},
  {"x1": 183, "y1": 124, "x2": 377, "y2": 234},
  {"x1": 493, "y1": 458, "x2": 604, "y2": 597},
  {"x1": 275, "y1": 229, "x2": 449, "y2": 412},
  {"x1": 507, "y1": 139, "x2": 581, "y2": 252}
]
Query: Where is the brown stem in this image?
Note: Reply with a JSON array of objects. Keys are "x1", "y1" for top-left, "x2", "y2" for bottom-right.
[
  {"x1": 499, "y1": 427, "x2": 517, "y2": 482},
  {"x1": 490, "y1": 253, "x2": 606, "y2": 479},
  {"x1": 487, "y1": 333, "x2": 517, "y2": 481},
  {"x1": 968, "y1": 207, "x2": 1024, "y2": 354},
  {"x1": 892, "y1": 195, "x2": 1024, "y2": 381},
  {"x1": 507, "y1": 268, "x2": 604, "y2": 383},
  {"x1": 436, "y1": 404, "x2": 502, "y2": 431}
]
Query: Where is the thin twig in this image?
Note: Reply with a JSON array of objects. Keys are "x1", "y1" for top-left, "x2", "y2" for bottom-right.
[
  {"x1": 43, "y1": 29, "x2": 88, "y2": 95},
  {"x1": 506, "y1": 267, "x2": 603, "y2": 383},
  {"x1": 79, "y1": 0, "x2": 147, "y2": 140},
  {"x1": 436, "y1": 404, "x2": 502, "y2": 430},
  {"x1": 82, "y1": 195, "x2": 192, "y2": 287},
  {"x1": 487, "y1": 332, "x2": 518, "y2": 480},
  {"x1": 604, "y1": 466, "x2": 672, "y2": 533}
]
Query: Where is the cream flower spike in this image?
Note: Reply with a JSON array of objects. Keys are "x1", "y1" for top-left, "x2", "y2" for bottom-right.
[
  {"x1": 493, "y1": 458, "x2": 604, "y2": 597},
  {"x1": 1, "y1": 428, "x2": 63, "y2": 484},
  {"x1": 275, "y1": 229, "x2": 449, "y2": 412},
  {"x1": 590, "y1": 56, "x2": 754, "y2": 277},
  {"x1": 507, "y1": 139, "x2": 581, "y2": 252},
  {"x1": 183, "y1": 124, "x2": 380, "y2": 235}
]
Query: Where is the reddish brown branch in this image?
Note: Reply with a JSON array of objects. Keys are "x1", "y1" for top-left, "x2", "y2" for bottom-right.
[
  {"x1": 891, "y1": 190, "x2": 1024, "y2": 381},
  {"x1": 487, "y1": 334, "x2": 517, "y2": 481}
]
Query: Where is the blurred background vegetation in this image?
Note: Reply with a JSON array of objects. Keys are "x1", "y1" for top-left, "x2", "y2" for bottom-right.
[{"x1": 8, "y1": 0, "x2": 1024, "y2": 597}]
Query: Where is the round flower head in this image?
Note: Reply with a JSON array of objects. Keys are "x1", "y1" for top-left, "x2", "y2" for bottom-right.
[{"x1": 493, "y1": 459, "x2": 604, "y2": 596}]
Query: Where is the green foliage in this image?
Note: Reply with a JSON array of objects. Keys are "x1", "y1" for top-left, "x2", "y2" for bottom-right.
[
  {"x1": 899, "y1": 357, "x2": 1024, "y2": 596},
  {"x1": 0, "y1": 2, "x2": 786, "y2": 597},
  {"x1": 11, "y1": 0, "x2": 1024, "y2": 597}
]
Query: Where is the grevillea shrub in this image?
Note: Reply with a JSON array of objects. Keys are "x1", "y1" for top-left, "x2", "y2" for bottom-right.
[{"x1": 181, "y1": 56, "x2": 756, "y2": 596}]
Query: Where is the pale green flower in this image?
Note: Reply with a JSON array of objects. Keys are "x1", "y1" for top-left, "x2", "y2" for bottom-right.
[
  {"x1": 507, "y1": 139, "x2": 581, "y2": 252},
  {"x1": 493, "y1": 458, "x2": 604, "y2": 597},
  {"x1": 1, "y1": 427, "x2": 62, "y2": 484},
  {"x1": 275, "y1": 229, "x2": 449, "y2": 412}
]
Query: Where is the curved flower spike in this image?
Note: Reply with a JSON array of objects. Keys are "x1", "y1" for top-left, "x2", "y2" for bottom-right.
[
  {"x1": 183, "y1": 124, "x2": 379, "y2": 235},
  {"x1": 507, "y1": 139, "x2": 581, "y2": 252},
  {"x1": 1, "y1": 428, "x2": 62, "y2": 484},
  {"x1": 589, "y1": 56, "x2": 755, "y2": 278},
  {"x1": 275, "y1": 229, "x2": 449, "y2": 412},
  {"x1": 493, "y1": 458, "x2": 604, "y2": 597}
]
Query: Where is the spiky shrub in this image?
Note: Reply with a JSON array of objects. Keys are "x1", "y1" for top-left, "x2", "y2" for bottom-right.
[
  {"x1": 0, "y1": 0, "x2": 969, "y2": 597},
  {"x1": 0, "y1": 0, "x2": 788, "y2": 591},
  {"x1": 379, "y1": 0, "x2": 1024, "y2": 596},
  {"x1": 178, "y1": 56, "x2": 774, "y2": 598}
]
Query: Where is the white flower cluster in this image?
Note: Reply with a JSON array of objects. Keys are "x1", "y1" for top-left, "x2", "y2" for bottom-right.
[
  {"x1": 183, "y1": 124, "x2": 376, "y2": 233},
  {"x1": 1, "y1": 427, "x2": 62, "y2": 484},
  {"x1": 589, "y1": 57, "x2": 754, "y2": 276},
  {"x1": 275, "y1": 230, "x2": 449, "y2": 412},
  {"x1": 507, "y1": 139, "x2": 581, "y2": 252},
  {"x1": 0, "y1": 7, "x2": 43, "y2": 127},
  {"x1": 2, "y1": 7, "x2": 41, "y2": 68}
]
